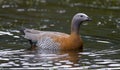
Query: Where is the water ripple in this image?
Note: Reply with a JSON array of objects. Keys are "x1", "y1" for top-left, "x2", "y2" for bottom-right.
[{"x1": 0, "y1": 31, "x2": 13, "y2": 36}]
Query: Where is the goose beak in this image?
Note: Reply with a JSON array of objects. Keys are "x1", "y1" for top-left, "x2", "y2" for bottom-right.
[{"x1": 87, "y1": 17, "x2": 92, "y2": 21}]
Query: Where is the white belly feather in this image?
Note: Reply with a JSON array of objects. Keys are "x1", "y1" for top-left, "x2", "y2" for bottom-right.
[{"x1": 36, "y1": 37, "x2": 60, "y2": 50}]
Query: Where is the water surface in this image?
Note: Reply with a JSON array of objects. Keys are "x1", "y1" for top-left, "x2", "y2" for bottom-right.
[{"x1": 0, "y1": 0, "x2": 120, "y2": 69}]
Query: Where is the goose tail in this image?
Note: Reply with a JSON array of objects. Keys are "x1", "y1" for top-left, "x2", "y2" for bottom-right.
[{"x1": 20, "y1": 27, "x2": 26, "y2": 35}]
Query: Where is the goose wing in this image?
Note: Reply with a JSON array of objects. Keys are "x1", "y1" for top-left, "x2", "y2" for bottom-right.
[{"x1": 21, "y1": 28, "x2": 69, "y2": 42}]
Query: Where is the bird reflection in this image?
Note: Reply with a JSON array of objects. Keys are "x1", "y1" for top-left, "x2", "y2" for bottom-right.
[{"x1": 24, "y1": 48, "x2": 83, "y2": 65}]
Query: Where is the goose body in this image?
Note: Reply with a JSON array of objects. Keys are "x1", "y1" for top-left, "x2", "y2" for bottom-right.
[{"x1": 21, "y1": 13, "x2": 91, "y2": 50}]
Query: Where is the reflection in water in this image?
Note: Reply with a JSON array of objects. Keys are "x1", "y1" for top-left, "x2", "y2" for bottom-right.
[
  {"x1": 0, "y1": 48, "x2": 120, "y2": 69},
  {"x1": 26, "y1": 49, "x2": 81, "y2": 65},
  {"x1": 0, "y1": 49, "x2": 81, "y2": 69}
]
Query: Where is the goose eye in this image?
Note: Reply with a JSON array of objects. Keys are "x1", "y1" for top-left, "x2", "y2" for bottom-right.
[{"x1": 80, "y1": 15, "x2": 83, "y2": 17}]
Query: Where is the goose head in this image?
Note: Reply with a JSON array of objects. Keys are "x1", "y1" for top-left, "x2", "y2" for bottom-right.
[
  {"x1": 72, "y1": 13, "x2": 92, "y2": 23},
  {"x1": 71, "y1": 13, "x2": 92, "y2": 35}
]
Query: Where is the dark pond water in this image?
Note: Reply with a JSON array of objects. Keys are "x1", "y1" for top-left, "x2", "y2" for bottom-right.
[{"x1": 0, "y1": 0, "x2": 120, "y2": 70}]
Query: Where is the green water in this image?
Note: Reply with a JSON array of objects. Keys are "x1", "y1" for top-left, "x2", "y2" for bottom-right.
[{"x1": 0, "y1": 0, "x2": 120, "y2": 69}]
